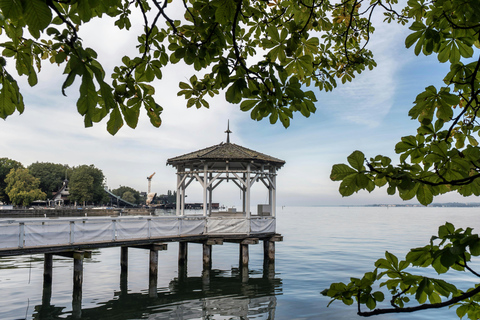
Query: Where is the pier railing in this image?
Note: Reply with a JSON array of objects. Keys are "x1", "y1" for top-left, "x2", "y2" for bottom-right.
[{"x1": 0, "y1": 215, "x2": 276, "y2": 251}]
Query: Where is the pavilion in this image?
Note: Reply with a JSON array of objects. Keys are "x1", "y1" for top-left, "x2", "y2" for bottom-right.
[{"x1": 166, "y1": 124, "x2": 285, "y2": 217}]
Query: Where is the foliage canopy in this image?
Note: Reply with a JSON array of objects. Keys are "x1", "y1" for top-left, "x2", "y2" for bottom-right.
[{"x1": 0, "y1": 0, "x2": 385, "y2": 134}]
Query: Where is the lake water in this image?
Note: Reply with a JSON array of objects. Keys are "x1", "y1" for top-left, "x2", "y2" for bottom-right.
[{"x1": 1, "y1": 206, "x2": 479, "y2": 320}]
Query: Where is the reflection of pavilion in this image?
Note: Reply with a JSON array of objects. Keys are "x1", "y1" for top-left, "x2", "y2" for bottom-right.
[
  {"x1": 33, "y1": 267, "x2": 281, "y2": 320},
  {"x1": 167, "y1": 124, "x2": 285, "y2": 217}
]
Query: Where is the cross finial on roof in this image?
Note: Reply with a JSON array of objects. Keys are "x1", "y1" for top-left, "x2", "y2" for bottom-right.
[{"x1": 225, "y1": 120, "x2": 232, "y2": 143}]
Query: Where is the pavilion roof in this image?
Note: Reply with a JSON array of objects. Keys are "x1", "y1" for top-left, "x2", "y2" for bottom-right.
[{"x1": 166, "y1": 142, "x2": 285, "y2": 167}]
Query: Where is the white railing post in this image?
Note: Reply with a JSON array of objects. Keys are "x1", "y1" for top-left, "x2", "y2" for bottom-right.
[
  {"x1": 147, "y1": 218, "x2": 151, "y2": 239},
  {"x1": 70, "y1": 221, "x2": 75, "y2": 244},
  {"x1": 112, "y1": 219, "x2": 117, "y2": 241},
  {"x1": 18, "y1": 222, "x2": 25, "y2": 248}
]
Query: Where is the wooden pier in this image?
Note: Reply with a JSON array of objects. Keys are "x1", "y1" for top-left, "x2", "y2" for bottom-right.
[{"x1": 0, "y1": 214, "x2": 282, "y2": 318}]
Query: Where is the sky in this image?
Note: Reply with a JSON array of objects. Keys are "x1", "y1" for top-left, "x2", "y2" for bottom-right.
[{"x1": 0, "y1": 6, "x2": 475, "y2": 207}]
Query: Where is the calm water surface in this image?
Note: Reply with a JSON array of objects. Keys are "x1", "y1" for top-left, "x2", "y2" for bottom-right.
[{"x1": 1, "y1": 206, "x2": 479, "y2": 320}]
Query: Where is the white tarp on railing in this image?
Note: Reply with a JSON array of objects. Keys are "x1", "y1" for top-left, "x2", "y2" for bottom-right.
[
  {"x1": 24, "y1": 221, "x2": 70, "y2": 247},
  {"x1": 0, "y1": 216, "x2": 275, "y2": 250},
  {"x1": 74, "y1": 220, "x2": 113, "y2": 243},
  {"x1": 0, "y1": 223, "x2": 21, "y2": 248},
  {"x1": 180, "y1": 218, "x2": 205, "y2": 235},
  {"x1": 250, "y1": 218, "x2": 276, "y2": 233},
  {"x1": 206, "y1": 218, "x2": 249, "y2": 234}
]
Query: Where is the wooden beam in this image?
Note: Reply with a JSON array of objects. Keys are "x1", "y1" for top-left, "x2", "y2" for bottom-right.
[
  {"x1": 54, "y1": 250, "x2": 92, "y2": 259},
  {"x1": 224, "y1": 238, "x2": 259, "y2": 245},
  {"x1": 206, "y1": 238, "x2": 223, "y2": 245},
  {"x1": 132, "y1": 243, "x2": 168, "y2": 251},
  {"x1": 269, "y1": 235, "x2": 283, "y2": 242}
]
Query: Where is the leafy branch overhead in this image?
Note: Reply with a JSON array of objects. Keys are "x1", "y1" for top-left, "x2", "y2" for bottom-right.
[
  {"x1": 1, "y1": 0, "x2": 395, "y2": 134},
  {"x1": 330, "y1": 0, "x2": 480, "y2": 206}
]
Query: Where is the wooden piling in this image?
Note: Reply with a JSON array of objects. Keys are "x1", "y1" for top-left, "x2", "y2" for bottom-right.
[
  {"x1": 203, "y1": 243, "x2": 212, "y2": 269},
  {"x1": 240, "y1": 243, "x2": 249, "y2": 266},
  {"x1": 264, "y1": 240, "x2": 275, "y2": 262},
  {"x1": 72, "y1": 251, "x2": 85, "y2": 319},
  {"x1": 120, "y1": 246, "x2": 128, "y2": 274},
  {"x1": 43, "y1": 253, "x2": 53, "y2": 286},
  {"x1": 178, "y1": 242, "x2": 188, "y2": 267},
  {"x1": 149, "y1": 249, "x2": 158, "y2": 297}
]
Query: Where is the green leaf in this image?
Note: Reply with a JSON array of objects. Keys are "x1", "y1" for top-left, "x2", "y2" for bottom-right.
[
  {"x1": 330, "y1": 164, "x2": 357, "y2": 181},
  {"x1": 77, "y1": 72, "x2": 97, "y2": 116},
  {"x1": 0, "y1": 0, "x2": 23, "y2": 21},
  {"x1": 107, "y1": 106, "x2": 124, "y2": 135},
  {"x1": 24, "y1": 0, "x2": 52, "y2": 39},
  {"x1": 240, "y1": 99, "x2": 259, "y2": 112},
  {"x1": 416, "y1": 184, "x2": 433, "y2": 205},
  {"x1": 339, "y1": 174, "x2": 357, "y2": 197},
  {"x1": 214, "y1": 0, "x2": 236, "y2": 24},
  {"x1": 347, "y1": 151, "x2": 365, "y2": 171}
]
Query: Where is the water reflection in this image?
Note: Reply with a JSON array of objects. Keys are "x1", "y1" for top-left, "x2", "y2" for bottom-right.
[{"x1": 32, "y1": 264, "x2": 282, "y2": 320}]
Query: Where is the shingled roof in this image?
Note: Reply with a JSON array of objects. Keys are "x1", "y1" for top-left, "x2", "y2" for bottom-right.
[{"x1": 166, "y1": 142, "x2": 285, "y2": 167}]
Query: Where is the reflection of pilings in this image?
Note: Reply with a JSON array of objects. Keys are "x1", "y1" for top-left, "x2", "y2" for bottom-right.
[
  {"x1": 263, "y1": 259, "x2": 275, "y2": 280},
  {"x1": 240, "y1": 265, "x2": 249, "y2": 283},
  {"x1": 131, "y1": 243, "x2": 168, "y2": 298}
]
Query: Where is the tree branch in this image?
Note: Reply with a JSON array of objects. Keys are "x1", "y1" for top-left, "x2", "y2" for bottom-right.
[{"x1": 358, "y1": 284, "x2": 480, "y2": 316}]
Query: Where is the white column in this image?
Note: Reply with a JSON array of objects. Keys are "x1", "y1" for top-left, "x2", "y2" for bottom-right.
[
  {"x1": 203, "y1": 163, "x2": 208, "y2": 217},
  {"x1": 242, "y1": 173, "x2": 246, "y2": 213},
  {"x1": 176, "y1": 169, "x2": 181, "y2": 216},
  {"x1": 181, "y1": 169, "x2": 186, "y2": 216},
  {"x1": 208, "y1": 172, "x2": 213, "y2": 216},
  {"x1": 246, "y1": 163, "x2": 251, "y2": 218},
  {"x1": 272, "y1": 169, "x2": 277, "y2": 218}
]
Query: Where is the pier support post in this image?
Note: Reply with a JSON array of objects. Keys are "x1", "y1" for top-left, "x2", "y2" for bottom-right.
[
  {"x1": 203, "y1": 244, "x2": 212, "y2": 270},
  {"x1": 264, "y1": 240, "x2": 275, "y2": 262},
  {"x1": 42, "y1": 253, "x2": 53, "y2": 307},
  {"x1": 240, "y1": 243, "x2": 249, "y2": 266},
  {"x1": 178, "y1": 242, "x2": 188, "y2": 267},
  {"x1": 72, "y1": 251, "x2": 85, "y2": 319},
  {"x1": 120, "y1": 246, "x2": 128, "y2": 274},
  {"x1": 43, "y1": 253, "x2": 53, "y2": 286},
  {"x1": 149, "y1": 249, "x2": 158, "y2": 297},
  {"x1": 120, "y1": 247, "x2": 128, "y2": 295}
]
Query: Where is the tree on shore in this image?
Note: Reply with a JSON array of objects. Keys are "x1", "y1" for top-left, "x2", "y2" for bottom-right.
[
  {"x1": 28, "y1": 162, "x2": 70, "y2": 198},
  {"x1": 112, "y1": 185, "x2": 141, "y2": 204},
  {"x1": 69, "y1": 165, "x2": 108, "y2": 206},
  {"x1": 5, "y1": 168, "x2": 46, "y2": 206},
  {"x1": 1, "y1": 0, "x2": 480, "y2": 318},
  {"x1": 0, "y1": 158, "x2": 24, "y2": 204}
]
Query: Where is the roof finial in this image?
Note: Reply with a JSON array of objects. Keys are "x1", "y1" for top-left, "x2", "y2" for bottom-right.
[{"x1": 225, "y1": 120, "x2": 232, "y2": 143}]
